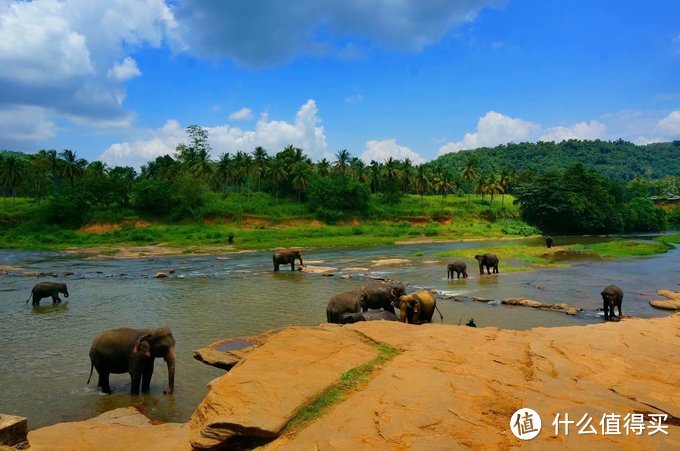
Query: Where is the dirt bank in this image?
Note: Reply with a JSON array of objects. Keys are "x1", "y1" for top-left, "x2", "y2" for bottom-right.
[{"x1": 26, "y1": 315, "x2": 679, "y2": 450}]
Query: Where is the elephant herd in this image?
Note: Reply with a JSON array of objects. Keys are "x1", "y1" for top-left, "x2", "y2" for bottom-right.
[{"x1": 19, "y1": 246, "x2": 625, "y2": 396}]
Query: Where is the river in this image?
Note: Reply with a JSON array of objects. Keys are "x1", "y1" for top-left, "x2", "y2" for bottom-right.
[{"x1": 0, "y1": 236, "x2": 677, "y2": 428}]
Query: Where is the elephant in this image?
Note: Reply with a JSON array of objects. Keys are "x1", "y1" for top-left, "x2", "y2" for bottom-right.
[
  {"x1": 601, "y1": 284, "x2": 623, "y2": 321},
  {"x1": 544, "y1": 236, "x2": 554, "y2": 248},
  {"x1": 87, "y1": 327, "x2": 175, "y2": 395},
  {"x1": 326, "y1": 289, "x2": 362, "y2": 324},
  {"x1": 392, "y1": 290, "x2": 443, "y2": 324},
  {"x1": 273, "y1": 250, "x2": 304, "y2": 271},
  {"x1": 447, "y1": 261, "x2": 468, "y2": 279},
  {"x1": 474, "y1": 253, "x2": 499, "y2": 275},
  {"x1": 465, "y1": 318, "x2": 477, "y2": 327},
  {"x1": 26, "y1": 282, "x2": 69, "y2": 306},
  {"x1": 359, "y1": 282, "x2": 406, "y2": 314},
  {"x1": 339, "y1": 309, "x2": 400, "y2": 324}
]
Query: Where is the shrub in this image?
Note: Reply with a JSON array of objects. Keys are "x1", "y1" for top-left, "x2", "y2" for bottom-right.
[{"x1": 308, "y1": 176, "x2": 371, "y2": 221}]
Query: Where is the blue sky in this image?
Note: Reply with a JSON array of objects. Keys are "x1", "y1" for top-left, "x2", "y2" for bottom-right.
[{"x1": 1, "y1": 0, "x2": 679, "y2": 168}]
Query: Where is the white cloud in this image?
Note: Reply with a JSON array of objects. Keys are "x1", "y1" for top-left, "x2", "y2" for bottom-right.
[
  {"x1": 100, "y1": 100, "x2": 329, "y2": 167},
  {"x1": 170, "y1": 0, "x2": 500, "y2": 66},
  {"x1": 360, "y1": 139, "x2": 425, "y2": 164},
  {"x1": 539, "y1": 120, "x2": 606, "y2": 142},
  {"x1": 437, "y1": 111, "x2": 539, "y2": 154},
  {"x1": 0, "y1": 0, "x2": 174, "y2": 143},
  {"x1": 344, "y1": 93, "x2": 363, "y2": 104},
  {"x1": 228, "y1": 108, "x2": 253, "y2": 121},
  {"x1": 0, "y1": 105, "x2": 55, "y2": 143},
  {"x1": 107, "y1": 57, "x2": 142, "y2": 81},
  {"x1": 655, "y1": 110, "x2": 680, "y2": 136}
]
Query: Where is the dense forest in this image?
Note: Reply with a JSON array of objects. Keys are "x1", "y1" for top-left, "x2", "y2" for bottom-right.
[{"x1": 0, "y1": 128, "x2": 678, "y2": 234}]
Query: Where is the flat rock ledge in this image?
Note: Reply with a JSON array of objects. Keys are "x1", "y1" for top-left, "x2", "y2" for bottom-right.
[
  {"x1": 193, "y1": 332, "x2": 274, "y2": 370},
  {"x1": 20, "y1": 315, "x2": 680, "y2": 450},
  {"x1": 444, "y1": 294, "x2": 582, "y2": 315},
  {"x1": 189, "y1": 325, "x2": 379, "y2": 448},
  {"x1": 649, "y1": 289, "x2": 680, "y2": 310}
]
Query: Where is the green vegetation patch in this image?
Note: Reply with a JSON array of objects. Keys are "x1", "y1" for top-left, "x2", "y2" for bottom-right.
[
  {"x1": 284, "y1": 342, "x2": 399, "y2": 433},
  {"x1": 585, "y1": 240, "x2": 674, "y2": 258},
  {"x1": 656, "y1": 233, "x2": 680, "y2": 245}
]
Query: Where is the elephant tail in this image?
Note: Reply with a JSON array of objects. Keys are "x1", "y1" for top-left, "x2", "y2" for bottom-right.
[
  {"x1": 87, "y1": 361, "x2": 94, "y2": 385},
  {"x1": 25, "y1": 291, "x2": 32, "y2": 305},
  {"x1": 434, "y1": 303, "x2": 444, "y2": 322}
]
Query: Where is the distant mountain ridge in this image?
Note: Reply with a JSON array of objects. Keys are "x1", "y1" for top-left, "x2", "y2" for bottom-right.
[{"x1": 431, "y1": 139, "x2": 680, "y2": 181}]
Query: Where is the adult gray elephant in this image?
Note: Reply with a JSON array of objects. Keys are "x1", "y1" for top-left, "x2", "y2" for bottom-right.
[
  {"x1": 392, "y1": 290, "x2": 443, "y2": 324},
  {"x1": 447, "y1": 261, "x2": 468, "y2": 279},
  {"x1": 601, "y1": 284, "x2": 623, "y2": 321},
  {"x1": 26, "y1": 282, "x2": 69, "y2": 306},
  {"x1": 474, "y1": 253, "x2": 499, "y2": 275},
  {"x1": 339, "y1": 309, "x2": 399, "y2": 324},
  {"x1": 273, "y1": 250, "x2": 304, "y2": 271},
  {"x1": 359, "y1": 282, "x2": 406, "y2": 314},
  {"x1": 87, "y1": 327, "x2": 175, "y2": 395},
  {"x1": 326, "y1": 289, "x2": 362, "y2": 324}
]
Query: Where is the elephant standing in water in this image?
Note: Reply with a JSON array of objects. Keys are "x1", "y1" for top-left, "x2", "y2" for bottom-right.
[
  {"x1": 273, "y1": 250, "x2": 304, "y2": 271},
  {"x1": 26, "y1": 282, "x2": 69, "y2": 306},
  {"x1": 601, "y1": 284, "x2": 623, "y2": 321},
  {"x1": 88, "y1": 327, "x2": 175, "y2": 395},
  {"x1": 447, "y1": 261, "x2": 468, "y2": 279},
  {"x1": 474, "y1": 253, "x2": 499, "y2": 275},
  {"x1": 392, "y1": 291, "x2": 443, "y2": 324},
  {"x1": 326, "y1": 290, "x2": 362, "y2": 323},
  {"x1": 359, "y1": 282, "x2": 406, "y2": 314}
]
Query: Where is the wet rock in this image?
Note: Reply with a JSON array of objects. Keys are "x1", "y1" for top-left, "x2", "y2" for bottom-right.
[
  {"x1": 371, "y1": 258, "x2": 410, "y2": 266},
  {"x1": 0, "y1": 414, "x2": 27, "y2": 448},
  {"x1": 341, "y1": 274, "x2": 352, "y2": 279},
  {"x1": 194, "y1": 333, "x2": 273, "y2": 370},
  {"x1": 473, "y1": 296, "x2": 494, "y2": 303},
  {"x1": 154, "y1": 272, "x2": 168, "y2": 278},
  {"x1": 300, "y1": 265, "x2": 337, "y2": 274},
  {"x1": 169, "y1": 269, "x2": 176, "y2": 274},
  {"x1": 365, "y1": 275, "x2": 386, "y2": 281},
  {"x1": 62, "y1": 272, "x2": 74, "y2": 277},
  {"x1": 189, "y1": 325, "x2": 379, "y2": 448},
  {"x1": 503, "y1": 298, "x2": 544, "y2": 308},
  {"x1": 343, "y1": 267, "x2": 370, "y2": 272}
]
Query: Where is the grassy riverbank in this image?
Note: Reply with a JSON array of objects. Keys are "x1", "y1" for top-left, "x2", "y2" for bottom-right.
[{"x1": 0, "y1": 193, "x2": 537, "y2": 252}]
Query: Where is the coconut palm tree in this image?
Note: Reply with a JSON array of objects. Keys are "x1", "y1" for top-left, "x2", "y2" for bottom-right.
[
  {"x1": 461, "y1": 154, "x2": 479, "y2": 203},
  {"x1": 497, "y1": 167, "x2": 513, "y2": 207},
  {"x1": 316, "y1": 158, "x2": 331, "y2": 177},
  {"x1": 369, "y1": 160, "x2": 382, "y2": 193},
  {"x1": 2, "y1": 155, "x2": 21, "y2": 204},
  {"x1": 333, "y1": 149, "x2": 351, "y2": 176},
  {"x1": 432, "y1": 167, "x2": 456, "y2": 207},
  {"x1": 59, "y1": 149, "x2": 87, "y2": 188},
  {"x1": 400, "y1": 158, "x2": 414, "y2": 193},
  {"x1": 412, "y1": 164, "x2": 431, "y2": 211},
  {"x1": 190, "y1": 148, "x2": 214, "y2": 180},
  {"x1": 215, "y1": 153, "x2": 234, "y2": 193},
  {"x1": 233, "y1": 151, "x2": 252, "y2": 191},
  {"x1": 291, "y1": 160, "x2": 312, "y2": 202},
  {"x1": 252, "y1": 146, "x2": 269, "y2": 192},
  {"x1": 268, "y1": 157, "x2": 288, "y2": 203}
]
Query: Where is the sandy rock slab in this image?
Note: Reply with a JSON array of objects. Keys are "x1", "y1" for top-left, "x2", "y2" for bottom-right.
[
  {"x1": 27, "y1": 407, "x2": 189, "y2": 451},
  {"x1": 649, "y1": 289, "x2": 680, "y2": 310},
  {"x1": 193, "y1": 332, "x2": 274, "y2": 370},
  {"x1": 265, "y1": 317, "x2": 680, "y2": 450},
  {"x1": 189, "y1": 325, "x2": 379, "y2": 449}
]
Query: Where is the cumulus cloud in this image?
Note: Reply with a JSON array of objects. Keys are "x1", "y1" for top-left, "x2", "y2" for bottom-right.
[
  {"x1": 228, "y1": 108, "x2": 253, "y2": 121},
  {"x1": 437, "y1": 111, "x2": 539, "y2": 154},
  {"x1": 360, "y1": 139, "x2": 425, "y2": 164},
  {"x1": 100, "y1": 100, "x2": 328, "y2": 167},
  {"x1": 170, "y1": 0, "x2": 500, "y2": 66},
  {"x1": 655, "y1": 110, "x2": 680, "y2": 136},
  {"x1": 107, "y1": 57, "x2": 142, "y2": 81},
  {"x1": 0, "y1": 106, "x2": 55, "y2": 145},
  {"x1": 539, "y1": 120, "x2": 606, "y2": 142},
  {"x1": 0, "y1": 0, "x2": 174, "y2": 144}
]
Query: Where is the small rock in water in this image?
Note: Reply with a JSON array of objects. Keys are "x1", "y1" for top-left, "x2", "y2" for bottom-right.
[{"x1": 154, "y1": 272, "x2": 167, "y2": 278}]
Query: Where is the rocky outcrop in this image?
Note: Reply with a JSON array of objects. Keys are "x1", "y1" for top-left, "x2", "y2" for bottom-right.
[
  {"x1": 0, "y1": 414, "x2": 27, "y2": 448},
  {"x1": 27, "y1": 407, "x2": 189, "y2": 451},
  {"x1": 188, "y1": 325, "x2": 380, "y2": 448},
  {"x1": 649, "y1": 289, "x2": 680, "y2": 310},
  {"x1": 445, "y1": 294, "x2": 582, "y2": 315},
  {"x1": 193, "y1": 332, "x2": 274, "y2": 370},
  {"x1": 24, "y1": 315, "x2": 680, "y2": 450}
]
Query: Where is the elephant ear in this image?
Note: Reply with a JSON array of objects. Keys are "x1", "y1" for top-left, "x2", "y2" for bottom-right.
[{"x1": 134, "y1": 334, "x2": 152, "y2": 355}]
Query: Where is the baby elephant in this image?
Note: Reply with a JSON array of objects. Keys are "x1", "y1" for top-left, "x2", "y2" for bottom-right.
[
  {"x1": 26, "y1": 282, "x2": 69, "y2": 306},
  {"x1": 601, "y1": 284, "x2": 623, "y2": 321},
  {"x1": 447, "y1": 260, "x2": 468, "y2": 279}
]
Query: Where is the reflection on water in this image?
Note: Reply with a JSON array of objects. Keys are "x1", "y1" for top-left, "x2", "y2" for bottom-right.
[{"x1": 0, "y1": 236, "x2": 677, "y2": 428}]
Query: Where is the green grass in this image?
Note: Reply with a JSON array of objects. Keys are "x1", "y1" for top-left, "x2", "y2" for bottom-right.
[
  {"x1": 284, "y1": 342, "x2": 399, "y2": 433},
  {"x1": 656, "y1": 233, "x2": 680, "y2": 245},
  {"x1": 584, "y1": 240, "x2": 674, "y2": 257}
]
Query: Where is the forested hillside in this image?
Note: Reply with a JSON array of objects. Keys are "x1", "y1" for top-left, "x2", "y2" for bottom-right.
[{"x1": 432, "y1": 139, "x2": 680, "y2": 181}]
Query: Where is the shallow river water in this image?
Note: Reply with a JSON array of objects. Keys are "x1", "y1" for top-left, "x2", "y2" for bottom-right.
[{"x1": 0, "y1": 236, "x2": 677, "y2": 428}]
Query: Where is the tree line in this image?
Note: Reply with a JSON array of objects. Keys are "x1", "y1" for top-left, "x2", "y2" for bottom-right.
[{"x1": 1, "y1": 126, "x2": 678, "y2": 232}]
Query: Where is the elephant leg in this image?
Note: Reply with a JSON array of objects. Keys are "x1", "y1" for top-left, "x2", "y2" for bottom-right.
[
  {"x1": 274, "y1": 263, "x2": 279, "y2": 271},
  {"x1": 130, "y1": 372, "x2": 142, "y2": 395},
  {"x1": 98, "y1": 372, "x2": 112, "y2": 394},
  {"x1": 32, "y1": 295, "x2": 39, "y2": 306},
  {"x1": 141, "y1": 361, "x2": 154, "y2": 393},
  {"x1": 290, "y1": 261, "x2": 295, "y2": 271},
  {"x1": 478, "y1": 263, "x2": 484, "y2": 275},
  {"x1": 603, "y1": 299, "x2": 609, "y2": 321}
]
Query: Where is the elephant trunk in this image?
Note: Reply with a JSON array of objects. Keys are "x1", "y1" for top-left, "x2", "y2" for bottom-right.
[{"x1": 164, "y1": 347, "x2": 175, "y2": 395}]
